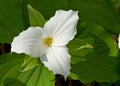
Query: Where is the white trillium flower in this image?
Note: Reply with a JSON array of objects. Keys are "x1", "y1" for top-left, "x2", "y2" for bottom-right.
[
  {"x1": 118, "y1": 34, "x2": 120, "y2": 49},
  {"x1": 11, "y1": 10, "x2": 79, "y2": 79}
]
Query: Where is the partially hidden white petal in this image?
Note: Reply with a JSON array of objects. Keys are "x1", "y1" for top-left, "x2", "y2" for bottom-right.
[
  {"x1": 11, "y1": 27, "x2": 47, "y2": 57},
  {"x1": 40, "y1": 46, "x2": 71, "y2": 80},
  {"x1": 43, "y1": 10, "x2": 79, "y2": 46},
  {"x1": 118, "y1": 34, "x2": 120, "y2": 49}
]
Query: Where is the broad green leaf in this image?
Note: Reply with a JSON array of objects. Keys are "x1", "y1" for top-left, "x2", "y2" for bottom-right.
[
  {"x1": 70, "y1": 23, "x2": 119, "y2": 82},
  {"x1": 68, "y1": 38, "x2": 93, "y2": 64},
  {"x1": 67, "y1": 0, "x2": 120, "y2": 33},
  {"x1": 2, "y1": 64, "x2": 26, "y2": 86},
  {"x1": 27, "y1": 0, "x2": 68, "y2": 19},
  {"x1": 1, "y1": 64, "x2": 55, "y2": 86},
  {"x1": 0, "y1": 54, "x2": 55, "y2": 86},
  {"x1": 77, "y1": 22, "x2": 118, "y2": 56},
  {"x1": 68, "y1": 38, "x2": 93, "y2": 52},
  {"x1": 71, "y1": 53, "x2": 120, "y2": 83},
  {"x1": 0, "y1": 0, "x2": 29, "y2": 43},
  {"x1": 0, "y1": 53, "x2": 25, "y2": 84},
  {"x1": 28, "y1": 0, "x2": 120, "y2": 33},
  {"x1": 21, "y1": 55, "x2": 40, "y2": 72},
  {"x1": 4, "y1": 78, "x2": 26, "y2": 86},
  {"x1": 28, "y1": 5, "x2": 46, "y2": 27}
]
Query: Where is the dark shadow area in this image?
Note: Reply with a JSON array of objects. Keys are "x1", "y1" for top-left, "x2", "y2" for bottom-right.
[{"x1": 0, "y1": 43, "x2": 11, "y2": 55}]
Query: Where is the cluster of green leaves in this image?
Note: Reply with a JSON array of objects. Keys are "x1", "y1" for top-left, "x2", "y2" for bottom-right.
[
  {"x1": 0, "y1": 54, "x2": 54, "y2": 86},
  {"x1": 0, "y1": 0, "x2": 120, "y2": 86}
]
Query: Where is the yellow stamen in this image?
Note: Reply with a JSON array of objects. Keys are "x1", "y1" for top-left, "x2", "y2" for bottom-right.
[{"x1": 43, "y1": 37, "x2": 53, "y2": 47}]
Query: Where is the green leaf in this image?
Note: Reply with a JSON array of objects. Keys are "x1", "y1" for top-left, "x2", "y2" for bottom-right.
[
  {"x1": 28, "y1": 0, "x2": 120, "y2": 33},
  {"x1": 4, "y1": 78, "x2": 26, "y2": 86},
  {"x1": 71, "y1": 53, "x2": 120, "y2": 83},
  {"x1": 0, "y1": 54, "x2": 55, "y2": 86},
  {"x1": 0, "y1": 53, "x2": 25, "y2": 84},
  {"x1": 27, "y1": 0, "x2": 67, "y2": 19},
  {"x1": 0, "y1": 0, "x2": 29, "y2": 43},
  {"x1": 68, "y1": 38, "x2": 93, "y2": 52},
  {"x1": 68, "y1": 38, "x2": 93, "y2": 64},
  {"x1": 70, "y1": 23, "x2": 119, "y2": 82},
  {"x1": 77, "y1": 22, "x2": 118, "y2": 56},
  {"x1": 25, "y1": 64, "x2": 55, "y2": 86},
  {"x1": 21, "y1": 55, "x2": 40, "y2": 72},
  {"x1": 2, "y1": 64, "x2": 55, "y2": 86},
  {"x1": 28, "y1": 5, "x2": 46, "y2": 27},
  {"x1": 68, "y1": 0, "x2": 120, "y2": 33}
]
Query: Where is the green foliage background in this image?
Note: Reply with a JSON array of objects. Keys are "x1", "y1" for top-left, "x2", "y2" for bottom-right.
[{"x1": 0, "y1": 0, "x2": 120, "y2": 86}]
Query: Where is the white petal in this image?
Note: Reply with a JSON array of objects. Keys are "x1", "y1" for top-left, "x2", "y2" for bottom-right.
[
  {"x1": 11, "y1": 27, "x2": 47, "y2": 57},
  {"x1": 42, "y1": 10, "x2": 79, "y2": 46},
  {"x1": 40, "y1": 46, "x2": 71, "y2": 80},
  {"x1": 118, "y1": 34, "x2": 120, "y2": 49}
]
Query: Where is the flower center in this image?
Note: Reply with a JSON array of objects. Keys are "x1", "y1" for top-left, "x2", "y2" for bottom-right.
[{"x1": 43, "y1": 36, "x2": 53, "y2": 47}]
